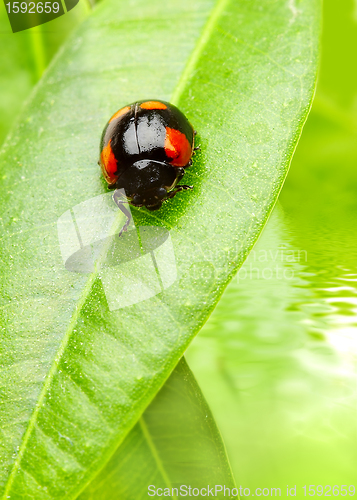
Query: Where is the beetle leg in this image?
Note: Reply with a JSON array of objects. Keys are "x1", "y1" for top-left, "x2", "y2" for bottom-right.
[
  {"x1": 167, "y1": 185, "x2": 193, "y2": 199},
  {"x1": 113, "y1": 190, "x2": 132, "y2": 237},
  {"x1": 194, "y1": 146, "x2": 201, "y2": 151}
]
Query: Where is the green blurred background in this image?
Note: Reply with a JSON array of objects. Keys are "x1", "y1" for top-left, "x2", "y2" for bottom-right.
[{"x1": 0, "y1": 0, "x2": 356, "y2": 496}]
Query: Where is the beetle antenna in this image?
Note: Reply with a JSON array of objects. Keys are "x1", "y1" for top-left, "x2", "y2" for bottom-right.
[{"x1": 113, "y1": 190, "x2": 132, "y2": 237}]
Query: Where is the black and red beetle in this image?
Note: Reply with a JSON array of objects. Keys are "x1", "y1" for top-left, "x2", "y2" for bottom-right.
[{"x1": 99, "y1": 100, "x2": 198, "y2": 234}]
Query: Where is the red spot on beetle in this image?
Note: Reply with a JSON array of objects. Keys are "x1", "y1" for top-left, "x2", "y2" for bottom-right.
[
  {"x1": 100, "y1": 139, "x2": 118, "y2": 184},
  {"x1": 140, "y1": 101, "x2": 167, "y2": 110},
  {"x1": 164, "y1": 127, "x2": 192, "y2": 166},
  {"x1": 109, "y1": 106, "x2": 131, "y2": 123}
]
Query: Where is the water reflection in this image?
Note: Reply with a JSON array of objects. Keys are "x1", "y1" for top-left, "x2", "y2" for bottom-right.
[{"x1": 186, "y1": 201, "x2": 357, "y2": 489}]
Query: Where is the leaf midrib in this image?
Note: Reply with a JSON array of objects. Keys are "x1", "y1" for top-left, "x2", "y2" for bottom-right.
[
  {"x1": 1, "y1": 0, "x2": 230, "y2": 495},
  {"x1": 139, "y1": 416, "x2": 177, "y2": 500}
]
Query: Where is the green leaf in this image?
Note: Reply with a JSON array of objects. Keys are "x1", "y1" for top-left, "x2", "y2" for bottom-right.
[
  {"x1": 0, "y1": 1, "x2": 91, "y2": 146},
  {"x1": 79, "y1": 357, "x2": 236, "y2": 499},
  {"x1": 0, "y1": 0, "x2": 320, "y2": 498}
]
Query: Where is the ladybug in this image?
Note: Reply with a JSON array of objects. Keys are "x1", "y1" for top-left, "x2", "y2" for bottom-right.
[{"x1": 99, "y1": 100, "x2": 198, "y2": 234}]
